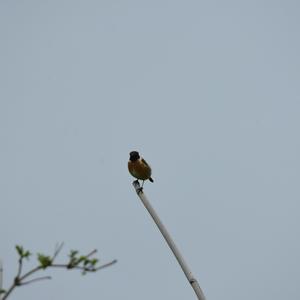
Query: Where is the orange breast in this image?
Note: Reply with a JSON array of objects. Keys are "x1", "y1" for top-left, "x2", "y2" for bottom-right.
[{"x1": 128, "y1": 160, "x2": 151, "y2": 180}]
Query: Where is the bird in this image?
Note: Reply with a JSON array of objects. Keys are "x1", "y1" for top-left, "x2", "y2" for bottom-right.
[{"x1": 128, "y1": 151, "x2": 154, "y2": 187}]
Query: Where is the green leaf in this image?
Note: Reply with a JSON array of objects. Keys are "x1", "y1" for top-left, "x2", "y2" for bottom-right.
[
  {"x1": 15, "y1": 245, "x2": 24, "y2": 257},
  {"x1": 78, "y1": 256, "x2": 86, "y2": 263},
  {"x1": 69, "y1": 250, "x2": 78, "y2": 258},
  {"x1": 23, "y1": 250, "x2": 31, "y2": 259},
  {"x1": 37, "y1": 254, "x2": 52, "y2": 269},
  {"x1": 91, "y1": 258, "x2": 98, "y2": 266},
  {"x1": 16, "y1": 245, "x2": 31, "y2": 259},
  {"x1": 83, "y1": 259, "x2": 89, "y2": 266}
]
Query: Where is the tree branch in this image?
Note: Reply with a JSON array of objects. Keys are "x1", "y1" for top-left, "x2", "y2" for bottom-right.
[
  {"x1": 2, "y1": 245, "x2": 116, "y2": 300},
  {"x1": 20, "y1": 276, "x2": 52, "y2": 286}
]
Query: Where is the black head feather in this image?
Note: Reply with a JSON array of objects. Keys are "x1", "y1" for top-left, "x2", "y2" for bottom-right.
[{"x1": 129, "y1": 151, "x2": 140, "y2": 161}]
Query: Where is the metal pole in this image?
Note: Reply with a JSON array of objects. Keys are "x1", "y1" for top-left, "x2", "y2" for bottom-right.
[
  {"x1": 132, "y1": 181, "x2": 206, "y2": 300},
  {"x1": 0, "y1": 259, "x2": 3, "y2": 300}
]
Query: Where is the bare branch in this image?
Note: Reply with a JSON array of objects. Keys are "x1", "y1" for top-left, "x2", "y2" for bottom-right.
[
  {"x1": 85, "y1": 249, "x2": 97, "y2": 259},
  {"x1": 95, "y1": 259, "x2": 117, "y2": 271},
  {"x1": 19, "y1": 266, "x2": 43, "y2": 282},
  {"x1": 16, "y1": 258, "x2": 22, "y2": 279},
  {"x1": 20, "y1": 276, "x2": 52, "y2": 286},
  {"x1": 52, "y1": 243, "x2": 64, "y2": 261}
]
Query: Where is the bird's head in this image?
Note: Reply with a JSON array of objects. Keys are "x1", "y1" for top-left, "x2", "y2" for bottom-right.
[{"x1": 129, "y1": 151, "x2": 140, "y2": 161}]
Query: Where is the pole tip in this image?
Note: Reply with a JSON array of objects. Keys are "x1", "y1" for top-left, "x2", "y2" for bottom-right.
[{"x1": 132, "y1": 180, "x2": 143, "y2": 195}]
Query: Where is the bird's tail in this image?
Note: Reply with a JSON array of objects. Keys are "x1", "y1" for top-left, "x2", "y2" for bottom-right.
[{"x1": 149, "y1": 177, "x2": 154, "y2": 183}]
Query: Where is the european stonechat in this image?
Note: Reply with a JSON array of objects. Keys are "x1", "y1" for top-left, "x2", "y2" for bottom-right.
[{"x1": 128, "y1": 151, "x2": 154, "y2": 187}]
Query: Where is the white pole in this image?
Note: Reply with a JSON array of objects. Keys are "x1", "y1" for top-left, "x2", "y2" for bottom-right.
[
  {"x1": 0, "y1": 259, "x2": 3, "y2": 300},
  {"x1": 132, "y1": 181, "x2": 206, "y2": 300}
]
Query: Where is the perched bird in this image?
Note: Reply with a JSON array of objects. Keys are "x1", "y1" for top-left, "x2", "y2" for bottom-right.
[{"x1": 128, "y1": 151, "x2": 154, "y2": 187}]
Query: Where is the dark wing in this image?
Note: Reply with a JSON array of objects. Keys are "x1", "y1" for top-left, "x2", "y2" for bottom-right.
[
  {"x1": 142, "y1": 158, "x2": 153, "y2": 182},
  {"x1": 141, "y1": 158, "x2": 150, "y2": 168}
]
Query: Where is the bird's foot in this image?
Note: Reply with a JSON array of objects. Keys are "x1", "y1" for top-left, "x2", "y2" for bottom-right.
[
  {"x1": 137, "y1": 186, "x2": 144, "y2": 194},
  {"x1": 133, "y1": 180, "x2": 143, "y2": 194}
]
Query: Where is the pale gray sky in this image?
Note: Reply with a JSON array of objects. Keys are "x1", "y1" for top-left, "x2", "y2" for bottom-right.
[{"x1": 1, "y1": 1, "x2": 300, "y2": 299}]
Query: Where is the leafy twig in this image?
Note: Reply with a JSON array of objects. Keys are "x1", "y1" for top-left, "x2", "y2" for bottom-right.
[{"x1": 2, "y1": 244, "x2": 117, "y2": 300}]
